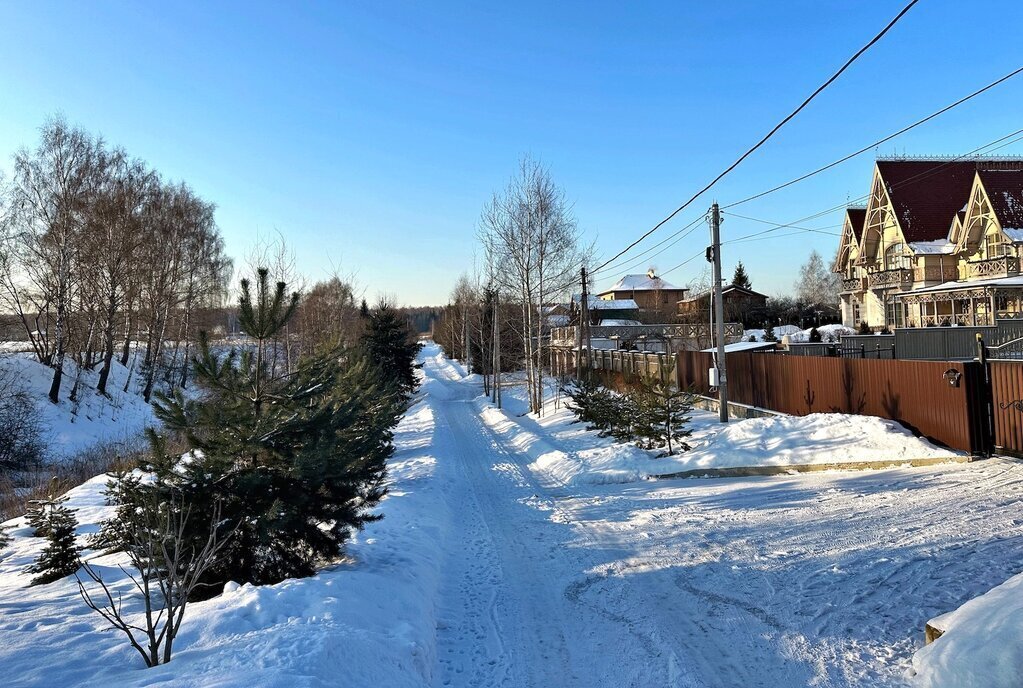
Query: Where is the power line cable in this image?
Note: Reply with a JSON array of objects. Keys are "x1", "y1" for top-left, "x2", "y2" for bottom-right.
[
  {"x1": 724, "y1": 64, "x2": 1023, "y2": 209},
  {"x1": 592, "y1": 216, "x2": 705, "y2": 280},
  {"x1": 591, "y1": 0, "x2": 921, "y2": 273},
  {"x1": 721, "y1": 129, "x2": 1023, "y2": 244}
]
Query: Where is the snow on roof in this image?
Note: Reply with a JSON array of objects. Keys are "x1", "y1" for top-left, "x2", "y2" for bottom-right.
[
  {"x1": 1004, "y1": 228, "x2": 1023, "y2": 242},
  {"x1": 899, "y1": 274, "x2": 1023, "y2": 296},
  {"x1": 571, "y1": 294, "x2": 639, "y2": 310},
  {"x1": 598, "y1": 319, "x2": 643, "y2": 326},
  {"x1": 909, "y1": 240, "x2": 955, "y2": 255},
  {"x1": 603, "y1": 273, "x2": 682, "y2": 293}
]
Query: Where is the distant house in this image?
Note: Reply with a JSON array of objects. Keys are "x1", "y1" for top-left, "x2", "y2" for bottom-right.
[
  {"x1": 596, "y1": 270, "x2": 687, "y2": 318},
  {"x1": 541, "y1": 304, "x2": 571, "y2": 328},
  {"x1": 570, "y1": 294, "x2": 640, "y2": 325},
  {"x1": 677, "y1": 284, "x2": 769, "y2": 327}
]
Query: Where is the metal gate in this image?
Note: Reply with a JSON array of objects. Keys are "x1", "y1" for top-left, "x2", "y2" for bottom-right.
[{"x1": 988, "y1": 360, "x2": 1023, "y2": 456}]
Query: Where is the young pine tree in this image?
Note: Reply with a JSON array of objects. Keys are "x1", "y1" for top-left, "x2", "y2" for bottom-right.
[
  {"x1": 26, "y1": 480, "x2": 69, "y2": 538},
  {"x1": 809, "y1": 326, "x2": 822, "y2": 343},
  {"x1": 564, "y1": 374, "x2": 603, "y2": 427},
  {"x1": 30, "y1": 503, "x2": 81, "y2": 585},
  {"x1": 0, "y1": 525, "x2": 11, "y2": 552},
  {"x1": 145, "y1": 270, "x2": 406, "y2": 591},
  {"x1": 630, "y1": 378, "x2": 694, "y2": 456},
  {"x1": 762, "y1": 324, "x2": 777, "y2": 343}
]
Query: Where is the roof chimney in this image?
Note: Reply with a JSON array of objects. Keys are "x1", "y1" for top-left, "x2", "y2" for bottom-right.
[{"x1": 646, "y1": 268, "x2": 657, "y2": 279}]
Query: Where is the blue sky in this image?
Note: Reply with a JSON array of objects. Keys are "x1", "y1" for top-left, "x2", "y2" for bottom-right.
[{"x1": 2, "y1": 1, "x2": 1022, "y2": 305}]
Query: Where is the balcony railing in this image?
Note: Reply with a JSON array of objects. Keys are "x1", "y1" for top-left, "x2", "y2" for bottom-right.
[
  {"x1": 867, "y1": 268, "x2": 914, "y2": 289},
  {"x1": 965, "y1": 255, "x2": 1020, "y2": 279},
  {"x1": 913, "y1": 266, "x2": 958, "y2": 284},
  {"x1": 840, "y1": 276, "x2": 865, "y2": 293}
]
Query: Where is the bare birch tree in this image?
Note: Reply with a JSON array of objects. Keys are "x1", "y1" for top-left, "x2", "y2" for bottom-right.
[{"x1": 478, "y1": 157, "x2": 588, "y2": 414}]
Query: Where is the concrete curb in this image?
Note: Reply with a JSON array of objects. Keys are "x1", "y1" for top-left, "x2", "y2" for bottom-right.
[{"x1": 649, "y1": 454, "x2": 973, "y2": 481}]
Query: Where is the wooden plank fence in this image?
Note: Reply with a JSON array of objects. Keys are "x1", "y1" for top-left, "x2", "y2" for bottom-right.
[{"x1": 554, "y1": 348, "x2": 676, "y2": 382}]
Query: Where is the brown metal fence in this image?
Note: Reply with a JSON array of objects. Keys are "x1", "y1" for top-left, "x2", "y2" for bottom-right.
[{"x1": 676, "y1": 350, "x2": 988, "y2": 454}]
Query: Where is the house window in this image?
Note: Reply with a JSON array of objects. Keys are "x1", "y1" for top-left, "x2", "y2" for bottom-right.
[
  {"x1": 886, "y1": 299, "x2": 904, "y2": 328},
  {"x1": 852, "y1": 299, "x2": 861, "y2": 325},
  {"x1": 885, "y1": 243, "x2": 909, "y2": 270},
  {"x1": 985, "y1": 233, "x2": 1008, "y2": 259}
]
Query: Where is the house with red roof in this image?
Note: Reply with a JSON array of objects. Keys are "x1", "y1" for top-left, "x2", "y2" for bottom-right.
[{"x1": 834, "y1": 158, "x2": 1023, "y2": 329}]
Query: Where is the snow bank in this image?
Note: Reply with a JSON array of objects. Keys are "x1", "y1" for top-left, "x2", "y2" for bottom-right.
[
  {"x1": 743, "y1": 324, "x2": 801, "y2": 341},
  {"x1": 785, "y1": 323, "x2": 856, "y2": 343},
  {"x1": 745, "y1": 324, "x2": 859, "y2": 343},
  {"x1": 0, "y1": 353, "x2": 155, "y2": 460},
  {"x1": 0, "y1": 379, "x2": 451, "y2": 687},
  {"x1": 911, "y1": 572, "x2": 1023, "y2": 687},
  {"x1": 481, "y1": 381, "x2": 961, "y2": 486}
]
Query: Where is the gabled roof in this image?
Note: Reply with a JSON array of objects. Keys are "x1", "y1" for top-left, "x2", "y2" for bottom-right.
[
  {"x1": 977, "y1": 169, "x2": 1023, "y2": 231},
  {"x1": 875, "y1": 159, "x2": 1023, "y2": 243},
  {"x1": 875, "y1": 160, "x2": 982, "y2": 243},
  {"x1": 678, "y1": 284, "x2": 768, "y2": 303},
  {"x1": 845, "y1": 207, "x2": 866, "y2": 242},
  {"x1": 722, "y1": 284, "x2": 768, "y2": 299},
  {"x1": 603, "y1": 273, "x2": 682, "y2": 293}
]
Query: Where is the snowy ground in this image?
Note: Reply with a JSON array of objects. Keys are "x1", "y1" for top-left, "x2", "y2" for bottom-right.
[
  {"x1": 911, "y1": 566, "x2": 1023, "y2": 687},
  {"x1": 1, "y1": 343, "x2": 1021, "y2": 686},
  {"x1": 0, "y1": 353, "x2": 155, "y2": 460},
  {"x1": 483, "y1": 386, "x2": 961, "y2": 486},
  {"x1": 0, "y1": 371, "x2": 449, "y2": 687}
]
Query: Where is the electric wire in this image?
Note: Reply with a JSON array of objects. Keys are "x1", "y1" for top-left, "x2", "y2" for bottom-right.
[{"x1": 590, "y1": 0, "x2": 921, "y2": 274}]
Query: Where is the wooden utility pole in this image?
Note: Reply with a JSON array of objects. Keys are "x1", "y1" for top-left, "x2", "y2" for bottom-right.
[
  {"x1": 576, "y1": 266, "x2": 588, "y2": 379},
  {"x1": 710, "y1": 203, "x2": 729, "y2": 422},
  {"x1": 493, "y1": 289, "x2": 502, "y2": 408}
]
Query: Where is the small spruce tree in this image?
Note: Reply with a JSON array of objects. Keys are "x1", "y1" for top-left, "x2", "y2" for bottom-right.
[
  {"x1": 630, "y1": 378, "x2": 694, "y2": 455},
  {"x1": 30, "y1": 503, "x2": 80, "y2": 585},
  {"x1": 0, "y1": 525, "x2": 11, "y2": 551},
  {"x1": 361, "y1": 302, "x2": 422, "y2": 393},
  {"x1": 808, "y1": 327, "x2": 822, "y2": 343},
  {"x1": 762, "y1": 324, "x2": 777, "y2": 343},
  {"x1": 26, "y1": 479, "x2": 68, "y2": 538},
  {"x1": 858, "y1": 321, "x2": 872, "y2": 335},
  {"x1": 732, "y1": 261, "x2": 752, "y2": 290},
  {"x1": 564, "y1": 375, "x2": 602, "y2": 427}
]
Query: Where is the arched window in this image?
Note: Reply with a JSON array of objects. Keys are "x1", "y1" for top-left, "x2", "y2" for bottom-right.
[{"x1": 885, "y1": 243, "x2": 909, "y2": 270}]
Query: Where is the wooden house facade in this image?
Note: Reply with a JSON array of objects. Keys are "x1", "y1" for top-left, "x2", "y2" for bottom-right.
[{"x1": 834, "y1": 158, "x2": 1023, "y2": 330}]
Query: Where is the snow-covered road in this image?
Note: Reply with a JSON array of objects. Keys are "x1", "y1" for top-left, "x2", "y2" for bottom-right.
[{"x1": 418, "y1": 345, "x2": 1023, "y2": 687}]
